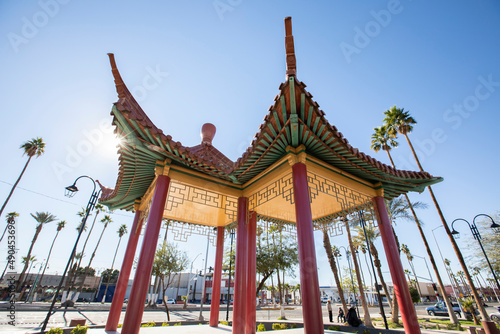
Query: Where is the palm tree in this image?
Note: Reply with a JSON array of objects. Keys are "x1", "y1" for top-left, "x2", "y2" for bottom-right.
[
  {"x1": 352, "y1": 223, "x2": 393, "y2": 310},
  {"x1": 75, "y1": 205, "x2": 103, "y2": 271},
  {"x1": 322, "y1": 228, "x2": 348, "y2": 314},
  {"x1": 102, "y1": 224, "x2": 128, "y2": 303},
  {"x1": 344, "y1": 218, "x2": 373, "y2": 327},
  {"x1": 17, "y1": 212, "x2": 56, "y2": 291},
  {"x1": 400, "y1": 244, "x2": 422, "y2": 300},
  {"x1": 20, "y1": 255, "x2": 37, "y2": 287},
  {"x1": 0, "y1": 138, "x2": 45, "y2": 218},
  {"x1": 85, "y1": 215, "x2": 112, "y2": 275},
  {"x1": 38, "y1": 220, "x2": 66, "y2": 287},
  {"x1": 384, "y1": 105, "x2": 488, "y2": 321},
  {"x1": 371, "y1": 122, "x2": 460, "y2": 324},
  {"x1": 460, "y1": 297, "x2": 480, "y2": 325},
  {"x1": 0, "y1": 212, "x2": 19, "y2": 242}
]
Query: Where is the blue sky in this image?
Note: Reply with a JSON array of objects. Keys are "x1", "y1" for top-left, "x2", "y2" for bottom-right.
[{"x1": 0, "y1": 1, "x2": 499, "y2": 288}]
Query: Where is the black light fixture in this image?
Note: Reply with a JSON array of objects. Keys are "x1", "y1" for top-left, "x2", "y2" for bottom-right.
[
  {"x1": 40, "y1": 175, "x2": 101, "y2": 332},
  {"x1": 451, "y1": 215, "x2": 500, "y2": 294},
  {"x1": 64, "y1": 183, "x2": 78, "y2": 197}
]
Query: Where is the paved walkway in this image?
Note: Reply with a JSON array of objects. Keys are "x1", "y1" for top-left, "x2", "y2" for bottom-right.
[{"x1": 87, "y1": 325, "x2": 345, "y2": 333}]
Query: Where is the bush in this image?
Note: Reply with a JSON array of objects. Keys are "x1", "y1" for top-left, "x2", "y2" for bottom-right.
[
  {"x1": 257, "y1": 323, "x2": 266, "y2": 332},
  {"x1": 174, "y1": 322, "x2": 181, "y2": 326},
  {"x1": 141, "y1": 321, "x2": 156, "y2": 327},
  {"x1": 290, "y1": 323, "x2": 297, "y2": 328},
  {"x1": 162, "y1": 322, "x2": 170, "y2": 326},
  {"x1": 277, "y1": 316, "x2": 287, "y2": 320},
  {"x1": 272, "y1": 323, "x2": 282, "y2": 330},
  {"x1": 220, "y1": 321, "x2": 229, "y2": 326},
  {"x1": 47, "y1": 329, "x2": 63, "y2": 334},
  {"x1": 280, "y1": 323, "x2": 288, "y2": 329},
  {"x1": 328, "y1": 325, "x2": 340, "y2": 331},
  {"x1": 71, "y1": 325, "x2": 88, "y2": 334},
  {"x1": 117, "y1": 324, "x2": 122, "y2": 328}
]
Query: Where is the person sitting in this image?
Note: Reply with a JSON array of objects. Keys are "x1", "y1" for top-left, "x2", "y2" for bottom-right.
[
  {"x1": 337, "y1": 306, "x2": 345, "y2": 323},
  {"x1": 346, "y1": 306, "x2": 362, "y2": 327}
]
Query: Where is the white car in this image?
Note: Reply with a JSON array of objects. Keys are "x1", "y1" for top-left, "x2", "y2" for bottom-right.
[
  {"x1": 321, "y1": 297, "x2": 329, "y2": 304},
  {"x1": 166, "y1": 298, "x2": 176, "y2": 304},
  {"x1": 491, "y1": 311, "x2": 500, "y2": 324}
]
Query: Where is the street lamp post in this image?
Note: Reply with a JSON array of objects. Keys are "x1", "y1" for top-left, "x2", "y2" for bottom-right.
[
  {"x1": 338, "y1": 245, "x2": 358, "y2": 317},
  {"x1": 40, "y1": 175, "x2": 101, "y2": 332},
  {"x1": 226, "y1": 229, "x2": 235, "y2": 322},
  {"x1": 198, "y1": 228, "x2": 215, "y2": 321},
  {"x1": 27, "y1": 260, "x2": 45, "y2": 303},
  {"x1": 358, "y1": 211, "x2": 388, "y2": 330},
  {"x1": 451, "y1": 214, "x2": 500, "y2": 292},
  {"x1": 187, "y1": 253, "x2": 202, "y2": 305},
  {"x1": 431, "y1": 226, "x2": 459, "y2": 301}
]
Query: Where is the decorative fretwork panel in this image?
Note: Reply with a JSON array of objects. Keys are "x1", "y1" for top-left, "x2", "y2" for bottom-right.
[
  {"x1": 248, "y1": 173, "x2": 294, "y2": 210},
  {"x1": 307, "y1": 172, "x2": 371, "y2": 212},
  {"x1": 165, "y1": 220, "x2": 218, "y2": 245},
  {"x1": 164, "y1": 181, "x2": 238, "y2": 224}
]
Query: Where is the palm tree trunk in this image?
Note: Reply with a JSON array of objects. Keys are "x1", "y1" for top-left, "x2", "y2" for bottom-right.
[
  {"x1": 386, "y1": 148, "x2": 460, "y2": 324},
  {"x1": 345, "y1": 221, "x2": 373, "y2": 327},
  {"x1": 38, "y1": 230, "x2": 60, "y2": 289},
  {"x1": 0, "y1": 224, "x2": 9, "y2": 243},
  {"x1": 0, "y1": 157, "x2": 31, "y2": 219},
  {"x1": 405, "y1": 133, "x2": 489, "y2": 320},
  {"x1": 322, "y1": 229, "x2": 348, "y2": 314},
  {"x1": 102, "y1": 236, "x2": 122, "y2": 303},
  {"x1": 17, "y1": 225, "x2": 41, "y2": 291},
  {"x1": 76, "y1": 212, "x2": 100, "y2": 271},
  {"x1": 81, "y1": 225, "x2": 108, "y2": 292},
  {"x1": 371, "y1": 244, "x2": 393, "y2": 310}
]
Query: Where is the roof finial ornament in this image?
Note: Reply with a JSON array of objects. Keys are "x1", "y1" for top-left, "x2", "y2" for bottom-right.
[
  {"x1": 107, "y1": 53, "x2": 127, "y2": 99},
  {"x1": 201, "y1": 123, "x2": 216, "y2": 146},
  {"x1": 284, "y1": 17, "x2": 296, "y2": 78}
]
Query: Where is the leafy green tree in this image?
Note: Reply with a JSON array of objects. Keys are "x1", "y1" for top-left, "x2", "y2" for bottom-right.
[
  {"x1": 152, "y1": 242, "x2": 188, "y2": 320},
  {"x1": 0, "y1": 138, "x2": 45, "y2": 218},
  {"x1": 254, "y1": 227, "x2": 298, "y2": 298},
  {"x1": 17, "y1": 212, "x2": 56, "y2": 291}
]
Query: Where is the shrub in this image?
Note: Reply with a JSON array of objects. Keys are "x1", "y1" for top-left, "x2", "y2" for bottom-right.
[
  {"x1": 47, "y1": 329, "x2": 63, "y2": 334},
  {"x1": 174, "y1": 322, "x2": 181, "y2": 326},
  {"x1": 141, "y1": 321, "x2": 156, "y2": 327},
  {"x1": 280, "y1": 323, "x2": 288, "y2": 329},
  {"x1": 328, "y1": 325, "x2": 340, "y2": 331},
  {"x1": 257, "y1": 323, "x2": 266, "y2": 332},
  {"x1": 290, "y1": 323, "x2": 297, "y2": 328},
  {"x1": 162, "y1": 322, "x2": 169, "y2": 326},
  {"x1": 220, "y1": 321, "x2": 229, "y2": 326},
  {"x1": 117, "y1": 324, "x2": 122, "y2": 328},
  {"x1": 277, "y1": 316, "x2": 287, "y2": 320},
  {"x1": 71, "y1": 325, "x2": 88, "y2": 334},
  {"x1": 272, "y1": 323, "x2": 282, "y2": 330}
]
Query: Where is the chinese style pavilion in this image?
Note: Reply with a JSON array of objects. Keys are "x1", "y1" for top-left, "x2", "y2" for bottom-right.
[{"x1": 99, "y1": 17, "x2": 441, "y2": 334}]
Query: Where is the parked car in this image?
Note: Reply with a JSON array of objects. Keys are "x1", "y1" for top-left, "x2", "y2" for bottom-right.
[
  {"x1": 156, "y1": 298, "x2": 176, "y2": 304},
  {"x1": 490, "y1": 307, "x2": 500, "y2": 324},
  {"x1": 426, "y1": 302, "x2": 462, "y2": 317},
  {"x1": 321, "y1": 297, "x2": 329, "y2": 304}
]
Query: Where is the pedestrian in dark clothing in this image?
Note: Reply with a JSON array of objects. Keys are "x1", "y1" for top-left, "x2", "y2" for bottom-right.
[
  {"x1": 337, "y1": 306, "x2": 345, "y2": 323},
  {"x1": 346, "y1": 306, "x2": 362, "y2": 327}
]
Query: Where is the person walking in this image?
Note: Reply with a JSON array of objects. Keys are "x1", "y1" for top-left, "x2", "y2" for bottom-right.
[{"x1": 327, "y1": 300, "x2": 333, "y2": 322}]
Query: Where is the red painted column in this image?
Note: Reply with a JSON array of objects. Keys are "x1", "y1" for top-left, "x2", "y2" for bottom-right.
[
  {"x1": 121, "y1": 175, "x2": 170, "y2": 334},
  {"x1": 291, "y1": 162, "x2": 324, "y2": 334},
  {"x1": 232, "y1": 197, "x2": 248, "y2": 334},
  {"x1": 245, "y1": 211, "x2": 257, "y2": 334},
  {"x1": 372, "y1": 196, "x2": 421, "y2": 334},
  {"x1": 105, "y1": 209, "x2": 144, "y2": 331},
  {"x1": 209, "y1": 226, "x2": 225, "y2": 327}
]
